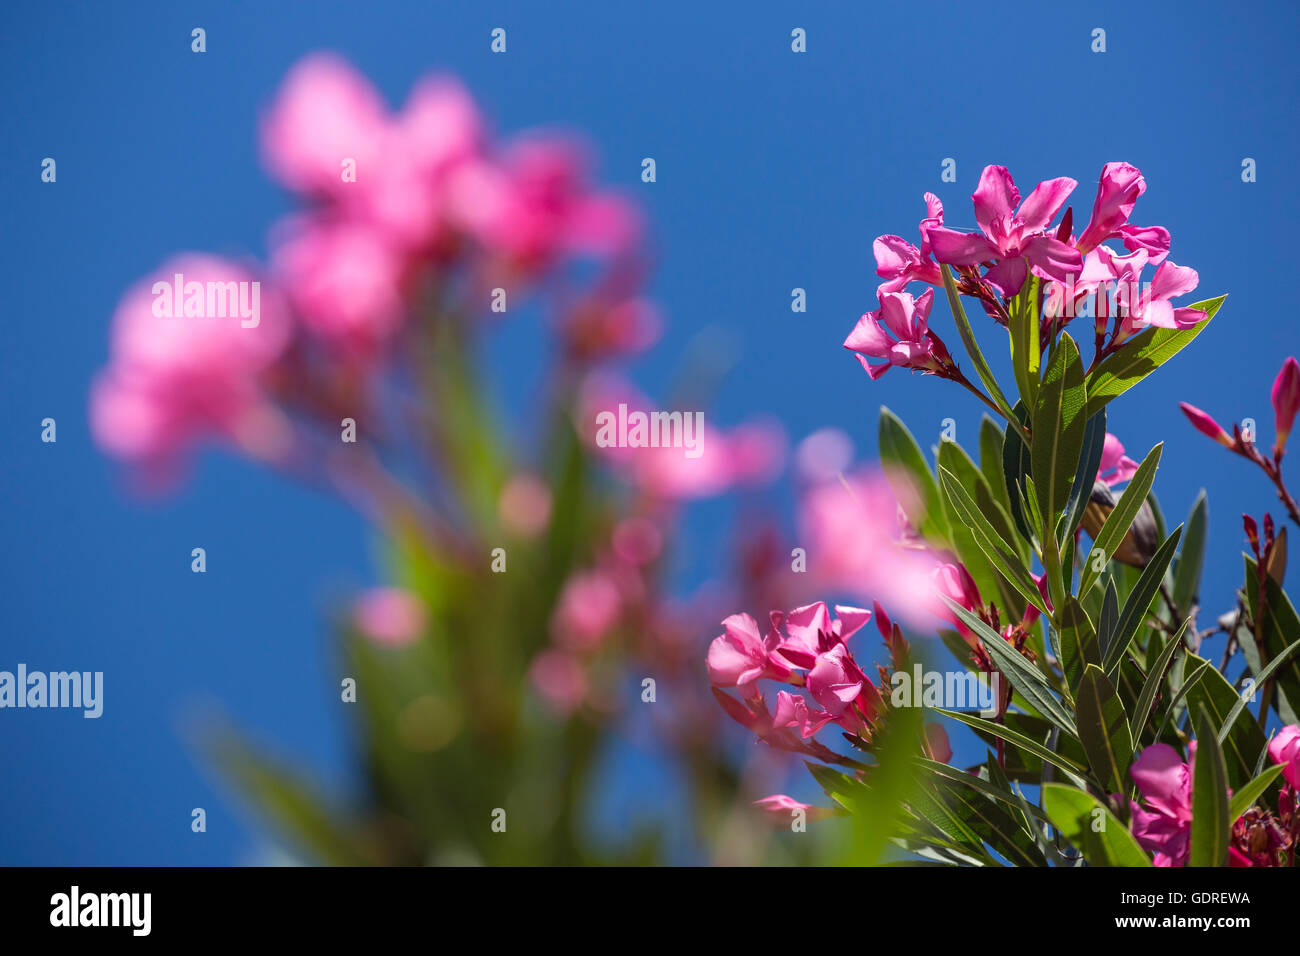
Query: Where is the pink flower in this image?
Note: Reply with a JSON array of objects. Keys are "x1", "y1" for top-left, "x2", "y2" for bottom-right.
[
  {"x1": 873, "y1": 193, "x2": 945, "y2": 294},
  {"x1": 551, "y1": 569, "x2": 622, "y2": 650},
  {"x1": 806, "y1": 644, "x2": 884, "y2": 735},
  {"x1": 1272, "y1": 358, "x2": 1300, "y2": 452},
  {"x1": 772, "y1": 690, "x2": 835, "y2": 738},
  {"x1": 260, "y1": 53, "x2": 389, "y2": 199},
  {"x1": 1115, "y1": 258, "x2": 1207, "y2": 331},
  {"x1": 1268, "y1": 724, "x2": 1300, "y2": 789},
  {"x1": 1129, "y1": 743, "x2": 1194, "y2": 867},
  {"x1": 706, "y1": 613, "x2": 792, "y2": 688},
  {"x1": 931, "y1": 562, "x2": 982, "y2": 622},
  {"x1": 1179, "y1": 402, "x2": 1235, "y2": 448},
  {"x1": 498, "y1": 473, "x2": 552, "y2": 537},
  {"x1": 90, "y1": 255, "x2": 290, "y2": 483},
  {"x1": 928, "y1": 165, "x2": 1081, "y2": 295},
  {"x1": 797, "y1": 468, "x2": 940, "y2": 624},
  {"x1": 844, "y1": 288, "x2": 946, "y2": 380},
  {"x1": 271, "y1": 215, "x2": 408, "y2": 359},
  {"x1": 353, "y1": 587, "x2": 426, "y2": 647},
  {"x1": 448, "y1": 137, "x2": 639, "y2": 271},
  {"x1": 753, "y1": 794, "x2": 832, "y2": 822},
  {"x1": 925, "y1": 723, "x2": 953, "y2": 763},
  {"x1": 772, "y1": 601, "x2": 873, "y2": 669},
  {"x1": 1076, "y1": 162, "x2": 1170, "y2": 260},
  {"x1": 1099, "y1": 433, "x2": 1140, "y2": 486}
]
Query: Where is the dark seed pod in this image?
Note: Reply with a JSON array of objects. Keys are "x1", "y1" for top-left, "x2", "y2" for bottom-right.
[{"x1": 1080, "y1": 480, "x2": 1159, "y2": 568}]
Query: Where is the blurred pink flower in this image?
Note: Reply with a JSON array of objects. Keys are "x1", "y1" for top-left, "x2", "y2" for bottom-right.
[
  {"x1": 90, "y1": 255, "x2": 290, "y2": 481},
  {"x1": 353, "y1": 587, "x2": 426, "y2": 647},
  {"x1": 925, "y1": 723, "x2": 953, "y2": 763},
  {"x1": 798, "y1": 468, "x2": 939, "y2": 625},
  {"x1": 753, "y1": 794, "x2": 832, "y2": 822},
  {"x1": 551, "y1": 569, "x2": 622, "y2": 649},
  {"x1": 498, "y1": 473, "x2": 553, "y2": 537},
  {"x1": 448, "y1": 137, "x2": 639, "y2": 271},
  {"x1": 271, "y1": 215, "x2": 408, "y2": 359},
  {"x1": 529, "y1": 649, "x2": 587, "y2": 715}
]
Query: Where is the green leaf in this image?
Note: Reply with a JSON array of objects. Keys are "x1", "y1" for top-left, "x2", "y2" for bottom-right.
[
  {"x1": 1008, "y1": 275, "x2": 1042, "y2": 409},
  {"x1": 938, "y1": 597, "x2": 1075, "y2": 739},
  {"x1": 1217, "y1": 636, "x2": 1300, "y2": 743},
  {"x1": 1129, "y1": 620, "x2": 1189, "y2": 742},
  {"x1": 1078, "y1": 442, "x2": 1163, "y2": 599},
  {"x1": 1242, "y1": 555, "x2": 1300, "y2": 725},
  {"x1": 1001, "y1": 402, "x2": 1035, "y2": 543},
  {"x1": 1074, "y1": 665, "x2": 1133, "y2": 793},
  {"x1": 1031, "y1": 333, "x2": 1088, "y2": 521},
  {"x1": 1058, "y1": 597, "x2": 1100, "y2": 695},
  {"x1": 1227, "y1": 764, "x2": 1288, "y2": 822},
  {"x1": 938, "y1": 468, "x2": 1050, "y2": 617},
  {"x1": 940, "y1": 265, "x2": 1022, "y2": 432},
  {"x1": 1097, "y1": 580, "x2": 1120, "y2": 664},
  {"x1": 880, "y1": 407, "x2": 947, "y2": 543},
  {"x1": 935, "y1": 708, "x2": 1091, "y2": 781},
  {"x1": 1042, "y1": 784, "x2": 1151, "y2": 867},
  {"x1": 979, "y1": 416, "x2": 1014, "y2": 516},
  {"x1": 1171, "y1": 491, "x2": 1208, "y2": 613},
  {"x1": 1084, "y1": 296, "x2": 1225, "y2": 418},
  {"x1": 1182, "y1": 655, "x2": 1269, "y2": 789},
  {"x1": 926, "y1": 773, "x2": 1046, "y2": 866},
  {"x1": 1102, "y1": 526, "x2": 1182, "y2": 674},
  {"x1": 1062, "y1": 408, "x2": 1107, "y2": 550},
  {"x1": 1189, "y1": 707, "x2": 1231, "y2": 867}
]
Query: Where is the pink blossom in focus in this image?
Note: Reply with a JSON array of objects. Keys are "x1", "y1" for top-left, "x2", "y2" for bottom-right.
[
  {"x1": 1179, "y1": 402, "x2": 1235, "y2": 448},
  {"x1": 1129, "y1": 743, "x2": 1195, "y2": 867},
  {"x1": 353, "y1": 587, "x2": 427, "y2": 647},
  {"x1": 843, "y1": 288, "x2": 944, "y2": 380},
  {"x1": 706, "y1": 613, "x2": 792, "y2": 688},
  {"x1": 90, "y1": 255, "x2": 290, "y2": 482},
  {"x1": 1268, "y1": 724, "x2": 1300, "y2": 789},
  {"x1": 1099, "y1": 433, "x2": 1140, "y2": 486},
  {"x1": 1272, "y1": 358, "x2": 1300, "y2": 452},
  {"x1": 873, "y1": 193, "x2": 945, "y2": 294},
  {"x1": 928, "y1": 165, "x2": 1081, "y2": 295},
  {"x1": 1076, "y1": 162, "x2": 1170, "y2": 261}
]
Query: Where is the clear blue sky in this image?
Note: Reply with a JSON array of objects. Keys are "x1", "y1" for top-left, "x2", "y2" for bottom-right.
[{"x1": 2, "y1": 0, "x2": 1297, "y2": 864}]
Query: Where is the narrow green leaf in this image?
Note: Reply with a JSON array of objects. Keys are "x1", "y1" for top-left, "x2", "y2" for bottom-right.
[
  {"x1": 935, "y1": 708, "x2": 1091, "y2": 781},
  {"x1": 1074, "y1": 664, "x2": 1133, "y2": 793},
  {"x1": 1189, "y1": 707, "x2": 1231, "y2": 867},
  {"x1": 940, "y1": 265, "x2": 1021, "y2": 432},
  {"x1": 1063, "y1": 408, "x2": 1107, "y2": 548},
  {"x1": 1103, "y1": 526, "x2": 1183, "y2": 674},
  {"x1": 1227, "y1": 764, "x2": 1287, "y2": 822},
  {"x1": 1129, "y1": 619, "x2": 1189, "y2": 742},
  {"x1": 1084, "y1": 295, "x2": 1226, "y2": 418},
  {"x1": 1217, "y1": 637, "x2": 1300, "y2": 743},
  {"x1": 1079, "y1": 442, "x2": 1163, "y2": 599},
  {"x1": 1031, "y1": 333, "x2": 1088, "y2": 520},
  {"x1": 1171, "y1": 491, "x2": 1208, "y2": 613},
  {"x1": 1001, "y1": 402, "x2": 1035, "y2": 543},
  {"x1": 880, "y1": 407, "x2": 947, "y2": 543}
]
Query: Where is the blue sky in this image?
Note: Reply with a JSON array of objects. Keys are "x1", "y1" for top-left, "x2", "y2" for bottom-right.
[{"x1": 2, "y1": 0, "x2": 1298, "y2": 864}]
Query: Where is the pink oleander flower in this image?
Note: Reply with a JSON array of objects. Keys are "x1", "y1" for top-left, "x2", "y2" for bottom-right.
[
  {"x1": 925, "y1": 723, "x2": 953, "y2": 763},
  {"x1": 1113, "y1": 254, "x2": 1206, "y2": 332},
  {"x1": 843, "y1": 288, "x2": 945, "y2": 380},
  {"x1": 1099, "y1": 433, "x2": 1140, "y2": 486},
  {"x1": 498, "y1": 472, "x2": 553, "y2": 537},
  {"x1": 271, "y1": 215, "x2": 408, "y2": 359},
  {"x1": 753, "y1": 794, "x2": 833, "y2": 822},
  {"x1": 798, "y1": 468, "x2": 940, "y2": 625},
  {"x1": 928, "y1": 165, "x2": 1081, "y2": 296},
  {"x1": 353, "y1": 587, "x2": 426, "y2": 647},
  {"x1": 706, "y1": 613, "x2": 793, "y2": 688},
  {"x1": 90, "y1": 255, "x2": 291, "y2": 485},
  {"x1": 1269, "y1": 724, "x2": 1300, "y2": 789},
  {"x1": 262, "y1": 55, "x2": 483, "y2": 252},
  {"x1": 551, "y1": 568, "x2": 622, "y2": 650},
  {"x1": 772, "y1": 690, "x2": 835, "y2": 738},
  {"x1": 1179, "y1": 402, "x2": 1235, "y2": 448},
  {"x1": 770, "y1": 601, "x2": 873, "y2": 669},
  {"x1": 1129, "y1": 743, "x2": 1195, "y2": 867},
  {"x1": 1272, "y1": 358, "x2": 1300, "y2": 452},
  {"x1": 1075, "y1": 162, "x2": 1170, "y2": 260},
  {"x1": 806, "y1": 642, "x2": 882, "y2": 735},
  {"x1": 873, "y1": 193, "x2": 945, "y2": 294},
  {"x1": 448, "y1": 137, "x2": 640, "y2": 272}
]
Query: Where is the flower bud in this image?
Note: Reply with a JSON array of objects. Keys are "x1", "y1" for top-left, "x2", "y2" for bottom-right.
[
  {"x1": 1178, "y1": 402, "x2": 1234, "y2": 448},
  {"x1": 1271, "y1": 357, "x2": 1300, "y2": 453}
]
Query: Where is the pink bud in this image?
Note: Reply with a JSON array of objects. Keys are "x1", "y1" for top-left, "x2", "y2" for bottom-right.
[
  {"x1": 1178, "y1": 402, "x2": 1234, "y2": 448},
  {"x1": 1271, "y1": 357, "x2": 1300, "y2": 452}
]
